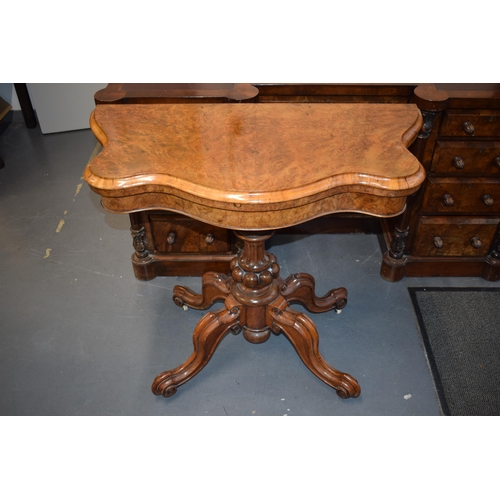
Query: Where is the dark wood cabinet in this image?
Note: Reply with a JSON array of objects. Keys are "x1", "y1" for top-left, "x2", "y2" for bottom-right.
[
  {"x1": 93, "y1": 83, "x2": 500, "y2": 281},
  {"x1": 128, "y1": 211, "x2": 239, "y2": 280},
  {"x1": 381, "y1": 84, "x2": 500, "y2": 281}
]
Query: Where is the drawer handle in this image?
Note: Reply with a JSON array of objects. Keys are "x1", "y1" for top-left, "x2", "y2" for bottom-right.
[
  {"x1": 470, "y1": 237, "x2": 483, "y2": 249},
  {"x1": 166, "y1": 232, "x2": 177, "y2": 245},
  {"x1": 462, "y1": 121, "x2": 475, "y2": 135},
  {"x1": 452, "y1": 156, "x2": 465, "y2": 169},
  {"x1": 482, "y1": 194, "x2": 494, "y2": 207},
  {"x1": 433, "y1": 236, "x2": 444, "y2": 248},
  {"x1": 443, "y1": 194, "x2": 455, "y2": 206},
  {"x1": 205, "y1": 233, "x2": 215, "y2": 245},
  {"x1": 494, "y1": 156, "x2": 500, "y2": 169}
]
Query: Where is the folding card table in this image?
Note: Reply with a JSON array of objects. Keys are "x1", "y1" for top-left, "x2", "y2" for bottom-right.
[{"x1": 84, "y1": 102, "x2": 424, "y2": 399}]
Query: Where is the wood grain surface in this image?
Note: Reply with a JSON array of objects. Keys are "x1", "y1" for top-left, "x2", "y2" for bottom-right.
[{"x1": 85, "y1": 103, "x2": 424, "y2": 230}]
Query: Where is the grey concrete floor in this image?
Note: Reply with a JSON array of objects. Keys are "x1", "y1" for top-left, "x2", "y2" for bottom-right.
[{"x1": 1, "y1": 118, "x2": 498, "y2": 416}]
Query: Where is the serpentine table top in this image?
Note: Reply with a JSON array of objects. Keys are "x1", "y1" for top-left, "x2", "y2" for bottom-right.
[
  {"x1": 84, "y1": 103, "x2": 425, "y2": 230},
  {"x1": 83, "y1": 101, "x2": 426, "y2": 400}
]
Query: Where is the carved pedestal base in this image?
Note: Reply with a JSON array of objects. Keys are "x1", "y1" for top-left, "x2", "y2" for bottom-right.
[{"x1": 152, "y1": 231, "x2": 360, "y2": 399}]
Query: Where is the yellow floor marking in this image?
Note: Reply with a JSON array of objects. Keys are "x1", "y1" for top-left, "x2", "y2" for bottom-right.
[
  {"x1": 88, "y1": 141, "x2": 102, "y2": 163},
  {"x1": 54, "y1": 144, "x2": 100, "y2": 234}
]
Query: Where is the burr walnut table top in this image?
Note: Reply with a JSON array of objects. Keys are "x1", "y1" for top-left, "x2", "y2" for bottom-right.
[{"x1": 84, "y1": 103, "x2": 425, "y2": 230}]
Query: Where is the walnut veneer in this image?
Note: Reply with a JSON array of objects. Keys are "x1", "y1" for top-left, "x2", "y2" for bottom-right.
[
  {"x1": 84, "y1": 101, "x2": 424, "y2": 399},
  {"x1": 86, "y1": 103, "x2": 423, "y2": 227}
]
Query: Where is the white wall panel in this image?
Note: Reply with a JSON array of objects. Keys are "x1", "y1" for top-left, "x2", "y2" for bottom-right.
[{"x1": 27, "y1": 84, "x2": 106, "y2": 134}]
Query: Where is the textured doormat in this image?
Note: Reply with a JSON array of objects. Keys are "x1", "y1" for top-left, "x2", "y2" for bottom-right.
[{"x1": 408, "y1": 287, "x2": 500, "y2": 416}]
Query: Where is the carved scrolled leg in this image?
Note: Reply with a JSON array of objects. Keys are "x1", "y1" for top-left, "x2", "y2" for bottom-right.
[
  {"x1": 267, "y1": 297, "x2": 360, "y2": 399},
  {"x1": 156, "y1": 229, "x2": 360, "y2": 400},
  {"x1": 152, "y1": 305, "x2": 241, "y2": 397},
  {"x1": 278, "y1": 273, "x2": 347, "y2": 313},
  {"x1": 173, "y1": 272, "x2": 232, "y2": 310}
]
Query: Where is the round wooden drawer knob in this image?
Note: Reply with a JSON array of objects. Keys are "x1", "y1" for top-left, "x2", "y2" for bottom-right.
[
  {"x1": 205, "y1": 233, "x2": 215, "y2": 245},
  {"x1": 433, "y1": 236, "x2": 444, "y2": 248},
  {"x1": 167, "y1": 232, "x2": 176, "y2": 245},
  {"x1": 443, "y1": 194, "x2": 455, "y2": 206},
  {"x1": 470, "y1": 237, "x2": 483, "y2": 249},
  {"x1": 482, "y1": 194, "x2": 494, "y2": 207},
  {"x1": 462, "y1": 121, "x2": 475, "y2": 135},
  {"x1": 453, "y1": 156, "x2": 465, "y2": 169},
  {"x1": 494, "y1": 156, "x2": 500, "y2": 169}
]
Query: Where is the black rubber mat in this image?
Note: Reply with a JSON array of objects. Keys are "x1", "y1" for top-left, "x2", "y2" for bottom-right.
[{"x1": 409, "y1": 287, "x2": 500, "y2": 416}]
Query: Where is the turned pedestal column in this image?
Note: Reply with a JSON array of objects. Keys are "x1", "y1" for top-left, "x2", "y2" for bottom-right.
[{"x1": 152, "y1": 230, "x2": 360, "y2": 399}]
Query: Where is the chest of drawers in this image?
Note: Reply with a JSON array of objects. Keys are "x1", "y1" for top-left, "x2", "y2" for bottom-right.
[{"x1": 381, "y1": 84, "x2": 500, "y2": 281}]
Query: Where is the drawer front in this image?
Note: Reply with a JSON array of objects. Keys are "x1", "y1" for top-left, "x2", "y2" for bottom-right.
[
  {"x1": 421, "y1": 179, "x2": 500, "y2": 214},
  {"x1": 439, "y1": 110, "x2": 500, "y2": 137},
  {"x1": 149, "y1": 214, "x2": 233, "y2": 254},
  {"x1": 412, "y1": 216, "x2": 499, "y2": 257},
  {"x1": 431, "y1": 141, "x2": 500, "y2": 175}
]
